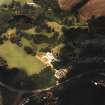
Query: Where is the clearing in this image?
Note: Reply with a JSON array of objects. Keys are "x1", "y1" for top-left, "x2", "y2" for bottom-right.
[{"x1": 0, "y1": 41, "x2": 46, "y2": 75}]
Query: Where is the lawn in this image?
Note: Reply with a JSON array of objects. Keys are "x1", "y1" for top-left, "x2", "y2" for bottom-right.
[
  {"x1": 21, "y1": 37, "x2": 32, "y2": 47},
  {"x1": 0, "y1": 41, "x2": 46, "y2": 75},
  {"x1": 23, "y1": 27, "x2": 36, "y2": 35}
]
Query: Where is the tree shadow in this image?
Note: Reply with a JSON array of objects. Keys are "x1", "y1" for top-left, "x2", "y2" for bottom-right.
[
  {"x1": 88, "y1": 16, "x2": 105, "y2": 34},
  {"x1": 55, "y1": 15, "x2": 105, "y2": 105},
  {"x1": 55, "y1": 70, "x2": 105, "y2": 105},
  {"x1": 71, "y1": 0, "x2": 88, "y2": 14},
  {"x1": 8, "y1": 15, "x2": 34, "y2": 30},
  {"x1": 0, "y1": 66, "x2": 26, "y2": 105},
  {"x1": 60, "y1": 15, "x2": 105, "y2": 74},
  {"x1": 0, "y1": 64, "x2": 55, "y2": 104},
  {"x1": 0, "y1": 66, "x2": 28, "y2": 88},
  {"x1": 0, "y1": 86, "x2": 17, "y2": 105}
]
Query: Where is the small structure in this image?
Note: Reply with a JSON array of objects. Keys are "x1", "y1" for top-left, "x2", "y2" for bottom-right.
[
  {"x1": 26, "y1": 2, "x2": 40, "y2": 8},
  {"x1": 54, "y1": 69, "x2": 68, "y2": 80},
  {"x1": 36, "y1": 52, "x2": 57, "y2": 68}
]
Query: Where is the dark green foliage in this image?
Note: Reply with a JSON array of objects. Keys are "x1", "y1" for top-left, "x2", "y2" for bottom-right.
[
  {"x1": 33, "y1": 0, "x2": 58, "y2": 9},
  {"x1": 24, "y1": 46, "x2": 35, "y2": 55},
  {"x1": 0, "y1": 38, "x2": 3, "y2": 45},
  {"x1": 10, "y1": 37, "x2": 20, "y2": 44},
  {"x1": 31, "y1": 67, "x2": 56, "y2": 89},
  {"x1": 0, "y1": 57, "x2": 7, "y2": 67},
  {"x1": 88, "y1": 16, "x2": 105, "y2": 34},
  {"x1": 0, "y1": 87, "x2": 17, "y2": 105},
  {"x1": 33, "y1": 34, "x2": 49, "y2": 44},
  {"x1": 46, "y1": 26, "x2": 52, "y2": 33},
  {"x1": 35, "y1": 26, "x2": 42, "y2": 33}
]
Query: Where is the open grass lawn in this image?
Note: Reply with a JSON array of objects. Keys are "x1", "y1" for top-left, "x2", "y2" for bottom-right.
[
  {"x1": 0, "y1": 41, "x2": 46, "y2": 75},
  {"x1": 36, "y1": 43, "x2": 49, "y2": 51},
  {"x1": 21, "y1": 37, "x2": 32, "y2": 47},
  {"x1": 23, "y1": 27, "x2": 36, "y2": 35}
]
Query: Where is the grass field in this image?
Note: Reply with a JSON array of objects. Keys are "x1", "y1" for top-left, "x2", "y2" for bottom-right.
[
  {"x1": 0, "y1": 41, "x2": 46, "y2": 75},
  {"x1": 21, "y1": 37, "x2": 32, "y2": 47}
]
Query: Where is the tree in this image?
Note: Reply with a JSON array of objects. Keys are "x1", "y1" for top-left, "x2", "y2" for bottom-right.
[
  {"x1": 46, "y1": 26, "x2": 52, "y2": 33},
  {"x1": 0, "y1": 92, "x2": 3, "y2": 105},
  {"x1": 33, "y1": 34, "x2": 48, "y2": 44},
  {"x1": 24, "y1": 46, "x2": 35, "y2": 55},
  {"x1": 31, "y1": 67, "x2": 56, "y2": 89},
  {"x1": 0, "y1": 38, "x2": 3, "y2": 44},
  {"x1": 10, "y1": 37, "x2": 20, "y2": 44},
  {"x1": 33, "y1": 0, "x2": 58, "y2": 10},
  {"x1": 0, "y1": 57, "x2": 7, "y2": 67}
]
